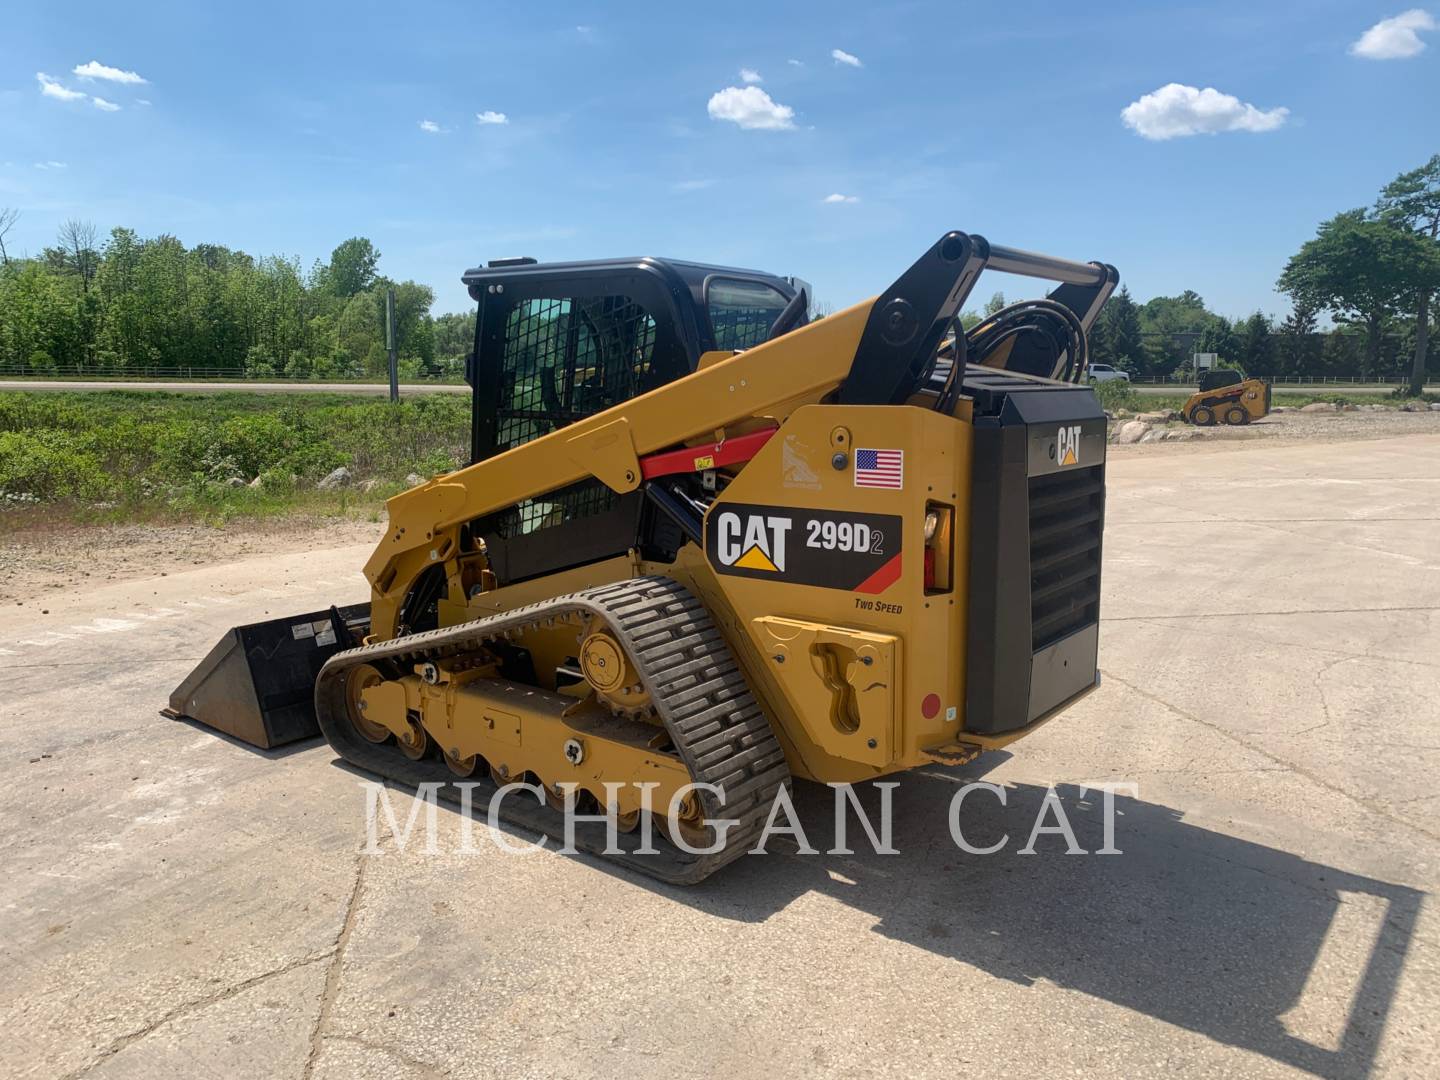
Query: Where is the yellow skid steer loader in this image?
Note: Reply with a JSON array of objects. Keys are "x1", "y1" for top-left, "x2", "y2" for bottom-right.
[{"x1": 164, "y1": 231, "x2": 1118, "y2": 882}]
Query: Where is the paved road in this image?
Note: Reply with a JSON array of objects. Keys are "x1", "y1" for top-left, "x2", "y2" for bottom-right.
[
  {"x1": 3, "y1": 378, "x2": 1435, "y2": 398},
  {"x1": 3, "y1": 433, "x2": 1438, "y2": 1078}
]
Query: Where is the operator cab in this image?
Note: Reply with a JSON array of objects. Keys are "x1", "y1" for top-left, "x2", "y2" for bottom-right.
[
  {"x1": 461, "y1": 256, "x2": 806, "y2": 465},
  {"x1": 459, "y1": 256, "x2": 806, "y2": 583},
  {"x1": 1197, "y1": 368, "x2": 1244, "y2": 392}
]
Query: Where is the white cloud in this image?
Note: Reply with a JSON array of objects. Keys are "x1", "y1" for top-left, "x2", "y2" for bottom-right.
[
  {"x1": 73, "y1": 60, "x2": 148, "y2": 85},
  {"x1": 822, "y1": 193, "x2": 859, "y2": 204},
  {"x1": 787, "y1": 58, "x2": 804, "y2": 67},
  {"x1": 136, "y1": 99, "x2": 152, "y2": 106},
  {"x1": 740, "y1": 67, "x2": 763, "y2": 84},
  {"x1": 673, "y1": 178, "x2": 716, "y2": 191},
  {"x1": 419, "y1": 119, "x2": 442, "y2": 133},
  {"x1": 36, "y1": 72, "x2": 86, "y2": 102},
  {"x1": 34, "y1": 161, "x2": 67, "y2": 170},
  {"x1": 91, "y1": 96, "x2": 121, "y2": 112},
  {"x1": 1120, "y1": 83, "x2": 1288, "y2": 140},
  {"x1": 707, "y1": 85, "x2": 796, "y2": 130},
  {"x1": 831, "y1": 48, "x2": 862, "y2": 68},
  {"x1": 476, "y1": 110, "x2": 509, "y2": 125},
  {"x1": 576, "y1": 25, "x2": 594, "y2": 35},
  {"x1": 1350, "y1": 9, "x2": 1436, "y2": 59}
]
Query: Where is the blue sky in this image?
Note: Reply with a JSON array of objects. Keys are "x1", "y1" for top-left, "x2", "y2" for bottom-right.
[{"x1": 2, "y1": 2, "x2": 1437, "y2": 319}]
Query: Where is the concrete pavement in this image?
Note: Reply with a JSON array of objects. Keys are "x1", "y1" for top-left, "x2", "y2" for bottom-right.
[{"x1": 2, "y1": 433, "x2": 1438, "y2": 1078}]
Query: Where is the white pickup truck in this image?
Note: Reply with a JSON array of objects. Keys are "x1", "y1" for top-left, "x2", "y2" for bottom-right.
[{"x1": 1087, "y1": 363, "x2": 1131, "y2": 383}]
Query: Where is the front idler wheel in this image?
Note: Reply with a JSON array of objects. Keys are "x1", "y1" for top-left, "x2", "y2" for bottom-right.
[{"x1": 345, "y1": 663, "x2": 391, "y2": 744}]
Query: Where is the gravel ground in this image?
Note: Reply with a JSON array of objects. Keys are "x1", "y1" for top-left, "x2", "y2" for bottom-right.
[
  {"x1": 0, "y1": 517, "x2": 381, "y2": 605},
  {"x1": 1111, "y1": 405, "x2": 1440, "y2": 454}
]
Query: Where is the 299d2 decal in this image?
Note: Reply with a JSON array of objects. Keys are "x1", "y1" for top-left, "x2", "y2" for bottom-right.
[{"x1": 706, "y1": 502, "x2": 904, "y2": 595}]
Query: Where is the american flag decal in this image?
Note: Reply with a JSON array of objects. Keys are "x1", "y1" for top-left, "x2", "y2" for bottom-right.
[{"x1": 854, "y1": 448, "x2": 903, "y2": 490}]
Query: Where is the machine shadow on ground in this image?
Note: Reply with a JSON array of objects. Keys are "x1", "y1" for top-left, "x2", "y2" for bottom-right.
[
  {"x1": 346, "y1": 757, "x2": 1422, "y2": 1080},
  {"x1": 705, "y1": 771, "x2": 1421, "y2": 1080}
]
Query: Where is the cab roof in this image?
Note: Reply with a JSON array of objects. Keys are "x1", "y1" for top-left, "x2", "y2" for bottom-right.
[{"x1": 461, "y1": 255, "x2": 798, "y2": 306}]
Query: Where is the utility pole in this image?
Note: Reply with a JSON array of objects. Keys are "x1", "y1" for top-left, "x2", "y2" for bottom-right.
[{"x1": 385, "y1": 287, "x2": 399, "y2": 403}]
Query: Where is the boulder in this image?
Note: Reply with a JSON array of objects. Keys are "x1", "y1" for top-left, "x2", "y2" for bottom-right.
[
  {"x1": 1135, "y1": 411, "x2": 1170, "y2": 423},
  {"x1": 225, "y1": 476, "x2": 247, "y2": 488},
  {"x1": 1271, "y1": 406, "x2": 1290, "y2": 413},
  {"x1": 248, "y1": 476, "x2": 263, "y2": 488},
  {"x1": 358, "y1": 478, "x2": 380, "y2": 494},
  {"x1": 1300, "y1": 402, "x2": 1338, "y2": 413},
  {"x1": 1399, "y1": 403, "x2": 1421, "y2": 412},
  {"x1": 316, "y1": 466, "x2": 353, "y2": 490},
  {"x1": 1115, "y1": 420, "x2": 1150, "y2": 445},
  {"x1": 1430, "y1": 402, "x2": 1440, "y2": 411},
  {"x1": 405, "y1": 472, "x2": 425, "y2": 487}
]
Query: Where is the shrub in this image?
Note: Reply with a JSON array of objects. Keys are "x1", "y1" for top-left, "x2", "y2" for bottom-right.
[
  {"x1": 1092, "y1": 379, "x2": 1139, "y2": 412},
  {"x1": 1389, "y1": 387, "x2": 1440, "y2": 403},
  {"x1": 0, "y1": 430, "x2": 105, "y2": 500},
  {"x1": 0, "y1": 390, "x2": 469, "y2": 518}
]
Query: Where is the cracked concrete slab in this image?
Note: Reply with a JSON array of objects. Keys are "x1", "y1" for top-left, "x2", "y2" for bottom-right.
[
  {"x1": 75, "y1": 955, "x2": 328, "y2": 1080},
  {"x1": 3, "y1": 432, "x2": 1438, "y2": 1078}
]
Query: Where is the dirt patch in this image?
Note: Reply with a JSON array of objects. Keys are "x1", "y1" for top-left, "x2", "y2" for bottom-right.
[{"x1": 0, "y1": 516, "x2": 382, "y2": 605}]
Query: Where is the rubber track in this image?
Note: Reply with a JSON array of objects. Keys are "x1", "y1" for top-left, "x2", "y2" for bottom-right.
[{"x1": 315, "y1": 576, "x2": 791, "y2": 884}]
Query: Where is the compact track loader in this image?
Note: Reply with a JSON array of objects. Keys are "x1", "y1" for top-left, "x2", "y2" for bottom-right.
[
  {"x1": 166, "y1": 231, "x2": 1118, "y2": 882},
  {"x1": 1183, "y1": 369, "x2": 1271, "y2": 426}
]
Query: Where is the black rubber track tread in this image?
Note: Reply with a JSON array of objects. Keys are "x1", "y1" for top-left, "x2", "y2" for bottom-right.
[{"x1": 314, "y1": 576, "x2": 791, "y2": 884}]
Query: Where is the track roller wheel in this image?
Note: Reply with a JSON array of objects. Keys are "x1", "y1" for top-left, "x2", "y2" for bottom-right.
[
  {"x1": 397, "y1": 715, "x2": 430, "y2": 760},
  {"x1": 667, "y1": 790, "x2": 712, "y2": 851},
  {"x1": 345, "y1": 663, "x2": 391, "y2": 744},
  {"x1": 443, "y1": 748, "x2": 480, "y2": 777},
  {"x1": 544, "y1": 782, "x2": 569, "y2": 813},
  {"x1": 612, "y1": 808, "x2": 641, "y2": 833}
]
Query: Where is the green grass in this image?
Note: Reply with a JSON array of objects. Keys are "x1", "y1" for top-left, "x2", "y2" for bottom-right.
[{"x1": 0, "y1": 391, "x2": 470, "y2": 524}]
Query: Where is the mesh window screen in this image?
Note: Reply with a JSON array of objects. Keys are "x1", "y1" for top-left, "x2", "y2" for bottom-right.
[
  {"x1": 496, "y1": 296, "x2": 658, "y2": 451},
  {"x1": 490, "y1": 294, "x2": 658, "y2": 537},
  {"x1": 708, "y1": 278, "x2": 790, "y2": 351}
]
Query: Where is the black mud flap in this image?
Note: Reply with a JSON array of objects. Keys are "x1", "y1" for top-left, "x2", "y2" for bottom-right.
[{"x1": 162, "y1": 604, "x2": 370, "y2": 749}]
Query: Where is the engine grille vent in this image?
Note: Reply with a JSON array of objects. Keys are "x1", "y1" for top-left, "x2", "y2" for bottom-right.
[{"x1": 1029, "y1": 465, "x2": 1103, "y2": 651}]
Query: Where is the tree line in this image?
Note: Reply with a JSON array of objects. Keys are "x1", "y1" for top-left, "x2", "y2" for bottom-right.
[
  {"x1": 3, "y1": 155, "x2": 1436, "y2": 387},
  {"x1": 0, "y1": 221, "x2": 467, "y2": 379},
  {"x1": 1083, "y1": 154, "x2": 1439, "y2": 391}
]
